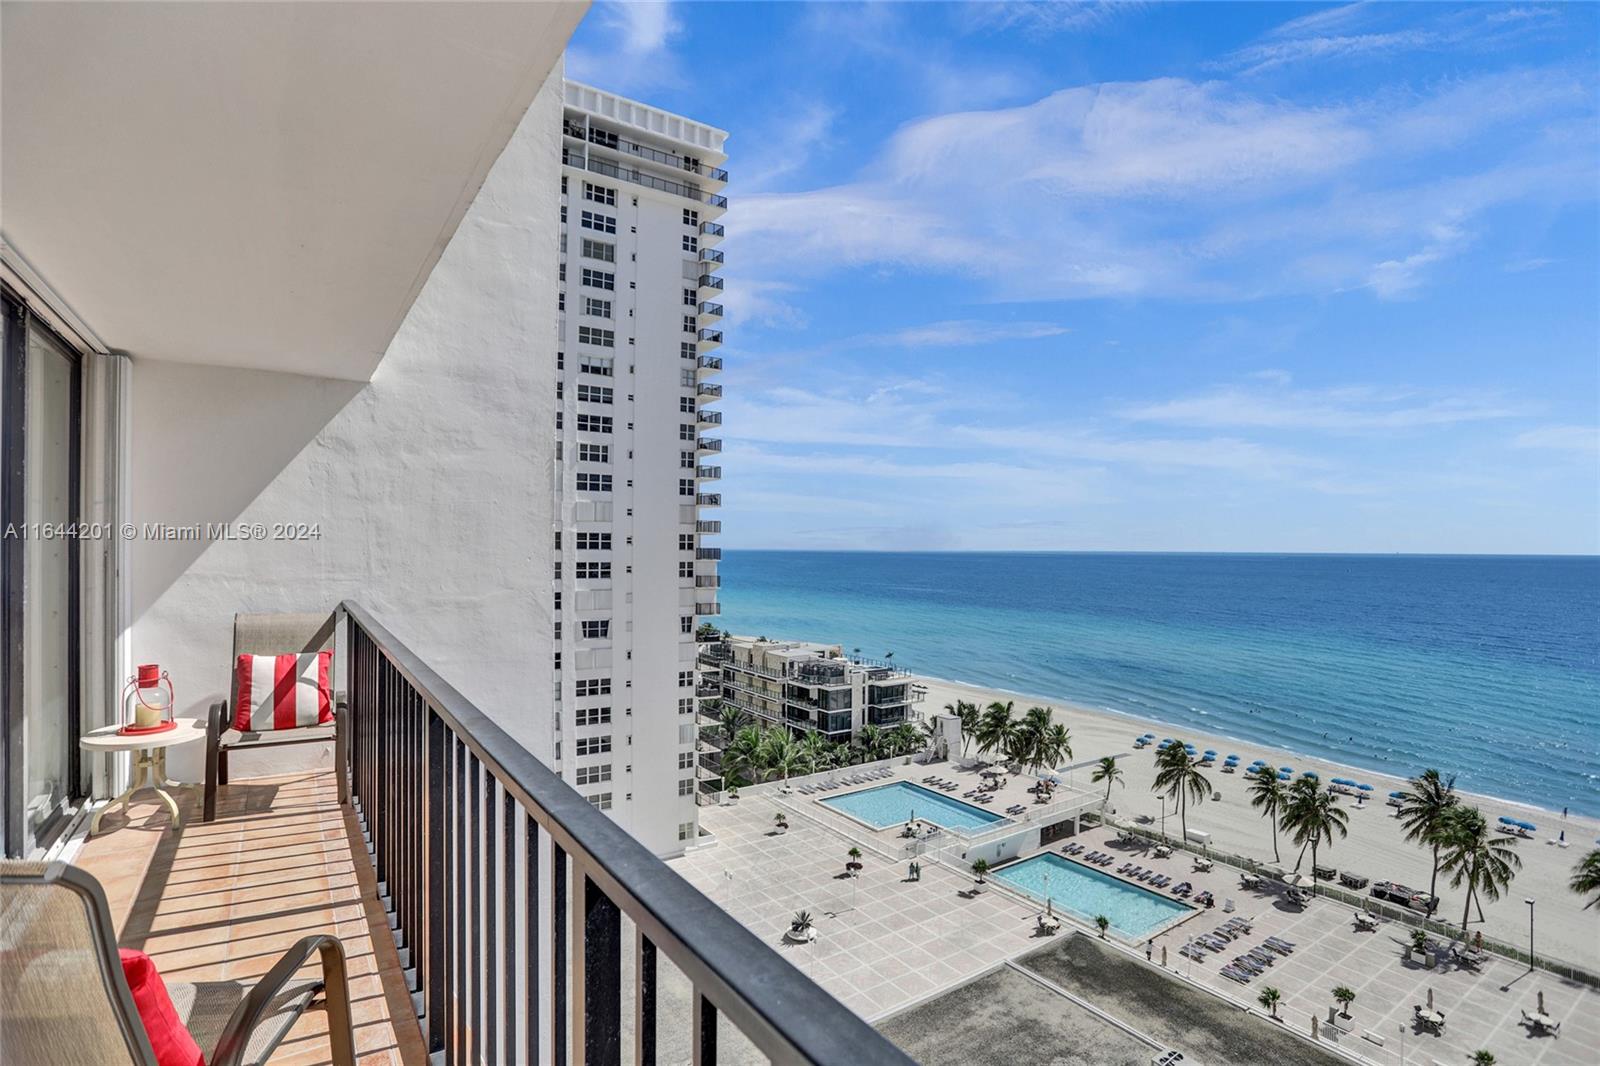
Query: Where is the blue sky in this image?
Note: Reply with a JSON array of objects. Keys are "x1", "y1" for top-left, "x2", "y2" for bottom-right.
[{"x1": 569, "y1": 2, "x2": 1599, "y2": 554}]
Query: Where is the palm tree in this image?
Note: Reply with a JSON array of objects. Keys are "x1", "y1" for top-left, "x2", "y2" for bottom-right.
[
  {"x1": 1152, "y1": 742, "x2": 1210, "y2": 843},
  {"x1": 717, "y1": 704, "x2": 750, "y2": 747},
  {"x1": 1332, "y1": 985, "x2": 1355, "y2": 1018},
  {"x1": 1570, "y1": 847, "x2": 1600, "y2": 910},
  {"x1": 1397, "y1": 769, "x2": 1459, "y2": 913},
  {"x1": 855, "y1": 724, "x2": 886, "y2": 762},
  {"x1": 888, "y1": 722, "x2": 922, "y2": 757},
  {"x1": 1246, "y1": 765, "x2": 1288, "y2": 863},
  {"x1": 1041, "y1": 722, "x2": 1072, "y2": 772},
  {"x1": 1018, "y1": 706, "x2": 1053, "y2": 771},
  {"x1": 1258, "y1": 986, "x2": 1281, "y2": 1019},
  {"x1": 762, "y1": 728, "x2": 801, "y2": 782},
  {"x1": 1282, "y1": 778, "x2": 1348, "y2": 886},
  {"x1": 797, "y1": 731, "x2": 831, "y2": 776},
  {"x1": 1437, "y1": 805, "x2": 1522, "y2": 937},
  {"x1": 975, "y1": 701, "x2": 1015, "y2": 761},
  {"x1": 723, "y1": 726, "x2": 766, "y2": 786},
  {"x1": 1091, "y1": 756, "x2": 1124, "y2": 815}
]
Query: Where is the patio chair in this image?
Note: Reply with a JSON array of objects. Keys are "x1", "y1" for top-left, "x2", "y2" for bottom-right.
[
  {"x1": 204, "y1": 612, "x2": 347, "y2": 822},
  {"x1": 0, "y1": 860, "x2": 355, "y2": 1066}
]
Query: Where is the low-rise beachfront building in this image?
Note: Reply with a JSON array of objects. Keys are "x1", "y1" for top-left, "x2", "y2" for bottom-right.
[{"x1": 700, "y1": 635, "x2": 927, "y2": 741}]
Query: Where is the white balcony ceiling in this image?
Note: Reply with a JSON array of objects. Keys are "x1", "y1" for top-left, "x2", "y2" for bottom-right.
[{"x1": 1, "y1": 1, "x2": 586, "y2": 380}]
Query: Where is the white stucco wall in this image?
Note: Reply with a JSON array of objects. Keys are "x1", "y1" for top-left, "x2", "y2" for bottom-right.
[{"x1": 124, "y1": 68, "x2": 563, "y2": 782}]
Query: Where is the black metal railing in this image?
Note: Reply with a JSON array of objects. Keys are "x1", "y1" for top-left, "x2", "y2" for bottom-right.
[
  {"x1": 698, "y1": 302, "x2": 723, "y2": 319},
  {"x1": 697, "y1": 438, "x2": 722, "y2": 453},
  {"x1": 698, "y1": 329, "x2": 723, "y2": 344},
  {"x1": 697, "y1": 383, "x2": 722, "y2": 398},
  {"x1": 700, "y1": 248, "x2": 725, "y2": 265},
  {"x1": 698, "y1": 410, "x2": 722, "y2": 425},
  {"x1": 698, "y1": 275, "x2": 724, "y2": 291},
  {"x1": 696, "y1": 465, "x2": 721, "y2": 479},
  {"x1": 701, "y1": 221, "x2": 725, "y2": 238},
  {"x1": 695, "y1": 547, "x2": 722, "y2": 560},
  {"x1": 342, "y1": 601, "x2": 911, "y2": 1066},
  {"x1": 696, "y1": 356, "x2": 722, "y2": 371}
]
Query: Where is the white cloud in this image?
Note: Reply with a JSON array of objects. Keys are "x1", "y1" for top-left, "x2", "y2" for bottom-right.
[
  {"x1": 565, "y1": 2, "x2": 684, "y2": 93},
  {"x1": 726, "y1": 68, "x2": 1594, "y2": 304},
  {"x1": 1121, "y1": 382, "x2": 1530, "y2": 433},
  {"x1": 858, "y1": 320, "x2": 1070, "y2": 347},
  {"x1": 1513, "y1": 425, "x2": 1600, "y2": 457}
]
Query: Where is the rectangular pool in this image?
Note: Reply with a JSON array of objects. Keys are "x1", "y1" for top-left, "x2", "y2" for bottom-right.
[
  {"x1": 992, "y1": 853, "x2": 1192, "y2": 939},
  {"x1": 820, "y1": 781, "x2": 1006, "y2": 832}
]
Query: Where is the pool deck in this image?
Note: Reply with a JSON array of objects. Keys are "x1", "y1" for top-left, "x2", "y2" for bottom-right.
[{"x1": 673, "y1": 784, "x2": 1600, "y2": 1065}]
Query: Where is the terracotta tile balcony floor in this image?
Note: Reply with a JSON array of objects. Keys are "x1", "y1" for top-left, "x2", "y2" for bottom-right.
[{"x1": 73, "y1": 770, "x2": 427, "y2": 1066}]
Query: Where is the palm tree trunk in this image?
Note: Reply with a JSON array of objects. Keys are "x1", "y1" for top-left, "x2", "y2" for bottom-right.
[
  {"x1": 1294, "y1": 841, "x2": 1310, "y2": 871},
  {"x1": 1461, "y1": 858, "x2": 1477, "y2": 937},
  {"x1": 1427, "y1": 842, "x2": 1441, "y2": 908},
  {"x1": 1271, "y1": 821, "x2": 1281, "y2": 863},
  {"x1": 1179, "y1": 790, "x2": 1188, "y2": 843},
  {"x1": 1310, "y1": 843, "x2": 1319, "y2": 889}
]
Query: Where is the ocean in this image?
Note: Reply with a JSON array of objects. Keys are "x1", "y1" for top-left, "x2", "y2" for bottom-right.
[{"x1": 716, "y1": 552, "x2": 1600, "y2": 817}]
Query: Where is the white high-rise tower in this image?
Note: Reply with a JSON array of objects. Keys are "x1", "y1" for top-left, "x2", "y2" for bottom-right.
[{"x1": 553, "y1": 80, "x2": 727, "y2": 856}]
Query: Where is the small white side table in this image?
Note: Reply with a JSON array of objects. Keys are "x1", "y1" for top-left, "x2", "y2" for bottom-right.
[{"x1": 79, "y1": 717, "x2": 205, "y2": 834}]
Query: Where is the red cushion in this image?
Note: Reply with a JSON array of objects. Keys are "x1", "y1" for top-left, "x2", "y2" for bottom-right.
[
  {"x1": 119, "y1": 949, "x2": 206, "y2": 1066},
  {"x1": 234, "y1": 651, "x2": 333, "y2": 731}
]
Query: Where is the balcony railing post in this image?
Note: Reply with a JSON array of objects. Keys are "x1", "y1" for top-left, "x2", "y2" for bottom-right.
[
  {"x1": 552, "y1": 845, "x2": 568, "y2": 1066},
  {"x1": 426, "y1": 708, "x2": 446, "y2": 1054},
  {"x1": 635, "y1": 931, "x2": 657, "y2": 1066},
  {"x1": 484, "y1": 776, "x2": 498, "y2": 1064},
  {"x1": 503, "y1": 787, "x2": 517, "y2": 1062},
  {"x1": 694, "y1": 992, "x2": 717, "y2": 1066},
  {"x1": 525, "y1": 810, "x2": 541, "y2": 1064},
  {"x1": 584, "y1": 875, "x2": 623, "y2": 1066},
  {"x1": 452, "y1": 738, "x2": 467, "y2": 1066}
]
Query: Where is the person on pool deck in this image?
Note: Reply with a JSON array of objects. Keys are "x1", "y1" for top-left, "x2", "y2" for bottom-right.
[{"x1": 1146, "y1": 939, "x2": 1154, "y2": 961}]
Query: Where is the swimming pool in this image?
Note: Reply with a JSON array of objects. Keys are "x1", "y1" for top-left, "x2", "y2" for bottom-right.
[
  {"x1": 819, "y1": 781, "x2": 1006, "y2": 832},
  {"x1": 992, "y1": 854, "x2": 1192, "y2": 938}
]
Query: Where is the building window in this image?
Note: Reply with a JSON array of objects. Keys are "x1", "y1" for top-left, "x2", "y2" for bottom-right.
[
  {"x1": 557, "y1": 291, "x2": 564, "y2": 312},
  {"x1": 680, "y1": 616, "x2": 693, "y2": 634},
  {"x1": 576, "y1": 531, "x2": 612, "y2": 550},
  {"x1": 576, "y1": 765, "x2": 612, "y2": 786},
  {"x1": 681, "y1": 341, "x2": 697, "y2": 360},
  {"x1": 679, "y1": 423, "x2": 695, "y2": 441},
  {"x1": 576, "y1": 414, "x2": 613, "y2": 433},
  {"x1": 680, "y1": 450, "x2": 695, "y2": 469},
  {"x1": 582, "y1": 238, "x2": 616, "y2": 262},
  {"x1": 576, "y1": 384, "x2": 613, "y2": 404},
  {"x1": 679, "y1": 396, "x2": 695, "y2": 413},
  {"x1": 580, "y1": 356, "x2": 613, "y2": 377},
  {"x1": 678, "y1": 821, "x2": 695, "y2": 841},
  {"x1": 678, "y1": 561, "x2": 693, "y2": 578},
  {"x1": 575, "y1": 735, "x2": 612, "y2": 757},
  {"x1": 554, "y1": 591, "x2": 562, "y2": 611},
  {"x1": 683, "y1": 208, "x2": 699, "y2": 227},
  {"x1": 583, "y1": 182, "x2": 617, "y2": 206},
  {"x1": 677, "y1": 778, "x2": 694, "y2": 797},
  {"x1": 683, "y1": 315, "x2": 697, "y2": 334},
  {"x1": 678, "y1": 534, "x2": 695, "y2": 550},
  {"x1": 678, "y1": 671, "x2": 694, "y2": 687},
  {"x1": 575, "y1": 705, "x2": 612, "y2": 726},
  {"x1": 580, "y1": 268, "x2": 615, "y2": 291},
  {"x1": 575, "y1": 473, "x2": 612, "y2": 493},
  {"x1": 577, "y1": 326, "x2": 614, "y2": 348},
  {"x1": 575, "y1": 561, "x2": 612, "y2": 579},
  {"x1": 588, "y1": 126, "x2": 619, "y2": 149},
  {"x1": 678, "y1": 751, "x2": 694, "y2": 770},
  {"x1": 683, "y1": 288, "x2": 697, "y2": 307},
  {"x1": 580, "y1": 210, "x2": 616, "y2": 234},
  {"x1": 575, "y1": 678, "x2": 611, "y2": 697},
  {"x1": 554, "y1": 651, "x2": 561, "y2": 670},
  {"x1": 678, "y1": 698, "x2": 694, "y2": 716},
  {"x1": 580, "y1": 620, "x2": 610, "y2": 640},
  {"x1": 577, "y1": 444, "x2": 609, "y2": 464},
  {"x1": 682, "y1": 234, "x2": 698, "y2": 253},
  {"x1": 588, "y1": 792, "x2": 613, "y2": 810},
  {"x1": 583, "y1": 297, "x2": 612, "y2": 319},
  {"x1": 679, "y1": 479, "x2": 695, "y2": 497}
]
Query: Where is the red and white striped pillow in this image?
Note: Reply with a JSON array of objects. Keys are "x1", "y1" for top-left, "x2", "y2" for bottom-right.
[{"x1": 234, "y1": 652, "x2": 333, "y2": 731}]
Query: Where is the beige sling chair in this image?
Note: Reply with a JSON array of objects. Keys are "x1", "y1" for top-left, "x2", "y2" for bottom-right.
[
  {"x1": 204, "y1": 612, "x2": 349, "y2": 823},
  {"x1": 0, "y1": 860, "x2": 354, "y2": 1065}
]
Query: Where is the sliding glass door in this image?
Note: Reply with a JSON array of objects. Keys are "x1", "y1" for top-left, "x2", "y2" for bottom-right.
[{"x1": 2, "y1": 288, "x2": 82, "y2": 857}]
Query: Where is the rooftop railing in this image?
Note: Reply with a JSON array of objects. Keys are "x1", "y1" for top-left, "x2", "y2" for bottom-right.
[
  {"x1": 566, "y1": 152, "x2": 729, "y2": 208},
  {"x1": 342, "y1": 601, "x2": 912, "y2": 1065}
]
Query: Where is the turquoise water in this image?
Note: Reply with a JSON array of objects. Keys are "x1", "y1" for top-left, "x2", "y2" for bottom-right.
[
  {"x1": 993, "y1": 853, "x2": 1192, "y2": 938},
  {"x1": 719, "y1": 552, "x2": 1600, "y2": 816},
  {"x1": 820, "y1": 781, "x2": 1006, "y2": 831}
]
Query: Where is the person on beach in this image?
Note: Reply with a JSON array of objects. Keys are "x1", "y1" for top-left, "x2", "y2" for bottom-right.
[{"x1": 1146, "y1": 939, "x2": 1154, "y2": 961}]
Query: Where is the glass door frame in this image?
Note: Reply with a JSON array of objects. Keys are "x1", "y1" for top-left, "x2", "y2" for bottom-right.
[{"x1": 2, "y1": 283, "x2": 84, "y2": 857}]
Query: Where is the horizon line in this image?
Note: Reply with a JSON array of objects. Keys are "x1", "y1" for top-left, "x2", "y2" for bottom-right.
[{"x1": 715, "y1": 548, "x2": 1600, "y2": 558}]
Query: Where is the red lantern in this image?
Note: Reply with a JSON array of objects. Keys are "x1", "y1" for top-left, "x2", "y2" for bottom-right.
[{"x1": 119, "y1": 664, "x2": 176, "y2": 735}]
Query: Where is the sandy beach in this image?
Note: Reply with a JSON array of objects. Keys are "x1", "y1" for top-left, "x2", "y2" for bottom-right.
[{"x1": 913, "y1": 672, "x2": 1600, "y2": 971}]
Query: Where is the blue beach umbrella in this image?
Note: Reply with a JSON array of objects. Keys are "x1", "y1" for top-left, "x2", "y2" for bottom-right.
[
  {"x1": 1278, "y1": 771, "x2": 1292, "y2": 780},
  {"x1": 1389, "y1": 791, "x2": 1405, "y2": 799},
  {"x1": 1143, "y1": 733, "x2": 1155, "y2": 739},
  {"x1": 1279, "y1": 766, "x2": 1293, "y2": 774},
  {"x1": 1498, "y1": 816, "x2": 1517, "y2": 825},
  {"x1": 1302, "y1": 771, "x2": 1319, "y2": 780},
  {"x1": 1357, "y1": 784, "x2": 1373, "y2": 792},
  {"x1": 1204, "y1": 749, "x2": 1217, "y2": 756},
  {"x1": 1517, "y1": 820, "x2": 1537, "y2": 832}
]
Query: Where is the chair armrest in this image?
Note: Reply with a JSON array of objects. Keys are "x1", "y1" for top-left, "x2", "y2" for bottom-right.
[{"x1": 209, "y1": 934, "x2": 355, "y2": 1066}]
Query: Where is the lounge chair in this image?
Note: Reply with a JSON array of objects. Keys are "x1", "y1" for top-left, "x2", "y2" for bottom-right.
[
  {"x1": 1220, "y1": 966, "x2": 1252, "y2": 984},
  {"x1": 1, "y1": 860, "x2": 356, "y2": 1066}
]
